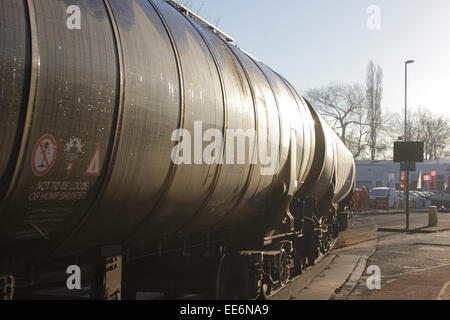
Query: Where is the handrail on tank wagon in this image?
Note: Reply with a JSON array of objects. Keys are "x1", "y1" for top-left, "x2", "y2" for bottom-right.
[
  {"x1": 165, "y1": 0, "x2": 235, "y2": 43},
  {"x1": 164, "y1": 0, "x2": 262, "y2": 62}
]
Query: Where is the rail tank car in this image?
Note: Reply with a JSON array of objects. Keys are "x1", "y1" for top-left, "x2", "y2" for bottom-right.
[{"x1": 0, "y1": 0, "x2": 355, "y2": 299}]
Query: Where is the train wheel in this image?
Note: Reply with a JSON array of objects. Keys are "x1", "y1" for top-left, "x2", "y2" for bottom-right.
[
  {"x1": 294, "y1": 251, "x2": 306, "y2": 275},
  {"x1": 216, "y1": 254, "x2": 249, "y2": 299},
  {"x1": 307, "y1": 251, "x2": 316, "y2": 267},
  {"x1": 278, "y1": 249, "x2": 290, "y2": 287},
  {"x1": 260, "y1": 282, "x2": 272, "y2": 300},
  {"x1": 298, "y1": 256, "x2": 306, "y2": 274},
  {"x1": 323, "y1": 232, "x2": 332, "y2": 253}
]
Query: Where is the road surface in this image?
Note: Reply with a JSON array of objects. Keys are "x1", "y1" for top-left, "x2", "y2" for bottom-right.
[{"x1": 273, "y1": 209, "x2": 450, "y2": 300}]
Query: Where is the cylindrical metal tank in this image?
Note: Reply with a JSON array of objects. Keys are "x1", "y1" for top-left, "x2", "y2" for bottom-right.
[
  {"x1": 332, "y1": 131, "x2": 356, "y2": 205},
  {"x1": 0, "y1": 0, "x2": 353, "y2": 259},
  {"x1": 298, "y1": 99, "x2": 355, "y2": 207}
]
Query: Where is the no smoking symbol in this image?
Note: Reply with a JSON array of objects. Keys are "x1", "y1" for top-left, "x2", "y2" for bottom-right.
[{"x1": 31, "y1": 134, "x2": 57, "y2": 176}]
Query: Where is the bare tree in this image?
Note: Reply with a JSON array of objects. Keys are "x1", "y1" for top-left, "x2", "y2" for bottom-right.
[
  {"x1": 415, "y1": 109, "x2": 450, "y2": 160},
  {"x1": 345, "y1": 106, "x2": 370, "y2": 159},
  {"x1": 305, "y1": 83, "x2": 366, "y2": 147},
  {"x1": 375, "y1": 110, "x2": 398, "y2": 160},
  {"x1": 393, "y1": 108, "x2": 450, "y2": 160},
  {"x1": 365, "y1": 60, "x2": 384, "y2": 160},
  {"x1": 303, "y1": 60, "x2": 450, "y2": 162}
]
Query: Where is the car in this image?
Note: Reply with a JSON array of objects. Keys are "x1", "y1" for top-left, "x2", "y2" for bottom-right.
[
  {"x1": 369, "y1": 187, "x2": 397, "y2": 209},
  {"x1": 397, "y1": 190, "x2": 431, "y2": 209},
  {"x1": 431, "y1": 192, "x2": 450, "y2": 211},
  {"x1": 411, "y1": 191, "x2": 431, "y2": 208}
]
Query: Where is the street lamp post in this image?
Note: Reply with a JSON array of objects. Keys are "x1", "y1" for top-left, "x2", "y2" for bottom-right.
[{"x1": 404, "y1": 60, "x2": 414, "y2": 230}]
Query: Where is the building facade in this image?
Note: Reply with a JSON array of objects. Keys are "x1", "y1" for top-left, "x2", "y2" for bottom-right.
[{"x1": 355, "y1": 159, "x2": 450, "y2": 191}]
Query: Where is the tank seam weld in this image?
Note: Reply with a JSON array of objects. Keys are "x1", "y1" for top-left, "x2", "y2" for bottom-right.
[
  {"x1": 52, "y1": 0, "x2": 127, "y2": 256},
  {"x1": 173, "y1": 11, "x2": 228, "y2": 236},
  {"x1": 122, "y1": 0, "x2": 186, "y2": 246},
  {"x1": 208, "y1": 38, "x2": 260, "y2": 230},
  {"x1": 0, "y1": 0, "x2": 39, "y2": 208}
]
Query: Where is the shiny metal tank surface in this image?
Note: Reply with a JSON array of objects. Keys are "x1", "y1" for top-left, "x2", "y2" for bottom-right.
[{"x1": 0, "y1": 0, "x2": 354, "y2": 259}]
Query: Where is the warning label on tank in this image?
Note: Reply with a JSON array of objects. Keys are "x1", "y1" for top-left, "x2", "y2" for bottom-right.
[
  {"x1": 83, "y1": 144, "x2": 101, "y2": 176},
  {"x1": 28, "y1": 180, "x2": 90, "y2": 201},
  {"x1": 31, "y1": 134, "x2": 57, "y2": 176}
]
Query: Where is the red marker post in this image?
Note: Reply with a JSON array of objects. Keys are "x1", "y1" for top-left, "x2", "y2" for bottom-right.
[
  {"x1": 431, "y1": 170, "x2": 437, "y2": 190},
  {"x1": 424, "y1": 174, "x2": 431, "y2": 191}
]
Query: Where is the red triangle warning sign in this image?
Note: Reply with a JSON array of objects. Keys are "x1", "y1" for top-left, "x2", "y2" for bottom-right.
[{"x1": 84, "y1": 144, "x2": 101, "y2": 177}]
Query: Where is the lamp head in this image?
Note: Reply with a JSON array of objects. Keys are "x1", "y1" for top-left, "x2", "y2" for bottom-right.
[{"x1": 405, "y1": 60, "x2": 415, "y2": 64}]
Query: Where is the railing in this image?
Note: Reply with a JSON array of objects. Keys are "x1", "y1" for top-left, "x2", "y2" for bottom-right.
[
  {"x1": 164, "y1": 0, "x2": 261, "y2": 62},
  {"x1": 164, "y1": 0, "x2": 235, "y2": 44}
]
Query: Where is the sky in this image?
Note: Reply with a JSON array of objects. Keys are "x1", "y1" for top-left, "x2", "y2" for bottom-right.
[{"x1": 179, "y1": 0, "x2": 450, "y2": 117}]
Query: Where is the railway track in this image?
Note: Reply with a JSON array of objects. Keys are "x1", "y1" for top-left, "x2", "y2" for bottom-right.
[{"x1": 265, "y1": 238, "x2": 337, "y2": 299}]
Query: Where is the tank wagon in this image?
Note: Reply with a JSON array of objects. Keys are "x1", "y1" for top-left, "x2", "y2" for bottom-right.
[{"x1": 0, "y1": 0, "x2": 355, "y2": 299}]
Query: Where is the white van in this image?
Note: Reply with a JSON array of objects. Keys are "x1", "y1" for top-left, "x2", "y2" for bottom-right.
[{"x1": 369, "y1": 187, "x2": 397, "y2": 209}]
